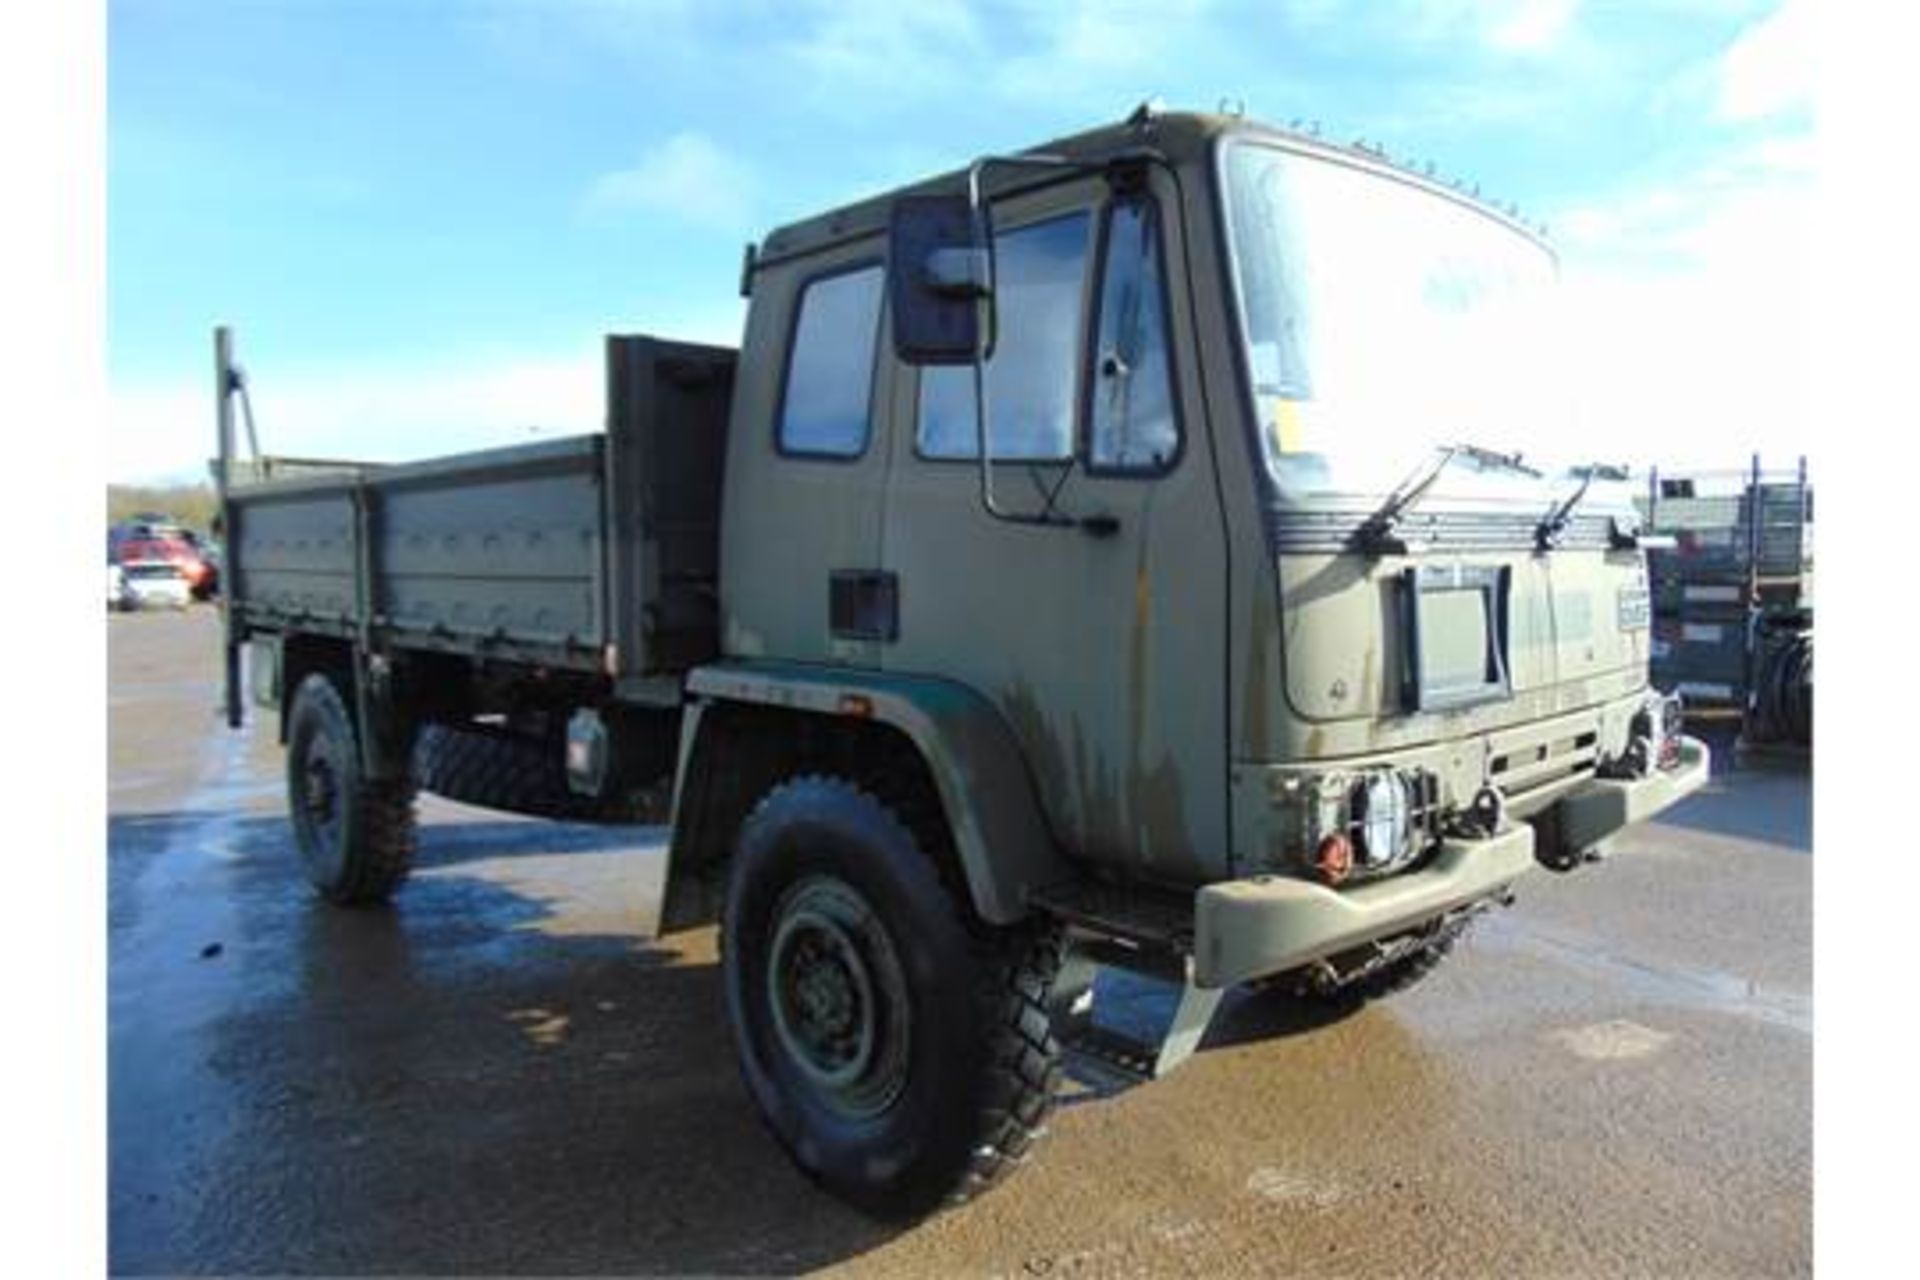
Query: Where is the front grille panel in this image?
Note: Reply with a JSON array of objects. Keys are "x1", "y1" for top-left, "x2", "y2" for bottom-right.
[{"x1": 1490, "y1": 730, "x2": 1599, "y2": 795}]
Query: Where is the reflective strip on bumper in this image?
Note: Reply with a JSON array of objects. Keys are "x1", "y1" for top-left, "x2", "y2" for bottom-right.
[{"x1": 1192, "y1": 823, "x2": 1536, "y2": 989}]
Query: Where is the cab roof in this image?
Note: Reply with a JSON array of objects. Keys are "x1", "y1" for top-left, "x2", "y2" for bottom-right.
[{"x1": 755, "y1": 107, "x2": 1546, "y2": 266}]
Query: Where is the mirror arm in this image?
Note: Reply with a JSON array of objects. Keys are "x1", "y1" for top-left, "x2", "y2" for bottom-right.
[{"x1": 964, "y1": 154, "x2": 1082, "y2": 530}]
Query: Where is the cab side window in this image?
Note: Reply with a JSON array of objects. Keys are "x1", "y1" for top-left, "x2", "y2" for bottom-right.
[
  {"x1": 917, "y1": 211, "x2": 1092, "y2": 460},
  {"x1": 1089, "y1": 199, "x2": 1179, "y2": 470},
  {"x1": 778, "y1": 265, "x2": 883, "y2": 457}
]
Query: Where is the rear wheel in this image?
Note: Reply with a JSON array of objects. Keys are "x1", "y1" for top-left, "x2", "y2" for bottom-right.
[
  {"x1": 285, "y1": 673, "x2": 416, "y2": 905},
  {"x1": 723, "y1": 775, "x2": 1061, "y2": 1218}
]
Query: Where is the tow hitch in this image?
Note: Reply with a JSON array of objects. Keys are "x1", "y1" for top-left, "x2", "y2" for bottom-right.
[{"x1": 1284, "y1": 892, "x2": 1512, "y2": 997}]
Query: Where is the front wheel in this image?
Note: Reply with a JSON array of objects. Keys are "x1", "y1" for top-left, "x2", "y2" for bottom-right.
[
  {"x1": 722, "y1": 775, "x2": 1061, "y2": 1218},
  {"x1": 285, "y1": 673, "x2": 416, "y2": 905}
]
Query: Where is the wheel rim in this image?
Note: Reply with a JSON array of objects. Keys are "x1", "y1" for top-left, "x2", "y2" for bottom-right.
[{"x1": 766, "y1": 875, "x2": 911, "y2": 1120}]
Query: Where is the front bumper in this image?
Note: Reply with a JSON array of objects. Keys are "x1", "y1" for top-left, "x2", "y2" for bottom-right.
[
  {"x1": 1192, "y1": 735, "x2": 1712, "y2": 990},
  {"x1": 1193, "y1": 822, "x2": 1535, "y2": 988},
  {"x1": 1552, "y1": 734, "x2": 1711, "y2": 854}
]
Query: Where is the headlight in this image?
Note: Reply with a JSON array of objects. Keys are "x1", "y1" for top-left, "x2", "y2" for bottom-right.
[
  {"x1": 1353, "y1": 772, "x2": 1413, "y2": 868},
  {"x1": 1267, "y1": 765, "x2": 1440, "y2": 884}
]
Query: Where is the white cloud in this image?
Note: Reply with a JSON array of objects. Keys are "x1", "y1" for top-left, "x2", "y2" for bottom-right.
[
  {"x1": 1485, "y1": 0, "x2": 1581, "y2": 54},
  {"x1": 1284, "y1": 0, "x2": 1347, "y2": 29},
  {"x1": 1716, "y1": 0, "x2": 1812, "y2": 120},
  {"x1": 464, "y1": 0, "x2": 705, "y2": 74},
  {"x1": 581, "y1": 131, "x2": 758, "y2": 229},
  {"x1": 779, "y1": 0, "x2": 1218, "y2": 117},
  {"x1": 786, "y1": 0, "x2": 985, "y2": 89},
  {"x1": 1383, "y1": 0, "x2": 1585, "y2": 57},
  {"x1": 991, "y1": 0, "x2": 1215, "y2": 106}
]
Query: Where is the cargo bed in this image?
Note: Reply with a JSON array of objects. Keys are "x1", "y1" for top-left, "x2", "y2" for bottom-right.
[{"x1": 222, "y1": 336, "x2": 735, "y2": 683}]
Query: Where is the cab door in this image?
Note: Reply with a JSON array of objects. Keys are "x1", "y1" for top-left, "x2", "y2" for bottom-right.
[
  {"x1": 720, "y1": 248, "x2": 894, "y2": 667},
  {"x1": 878, "y1": 168, "x2": 1229, "y2": 883}
]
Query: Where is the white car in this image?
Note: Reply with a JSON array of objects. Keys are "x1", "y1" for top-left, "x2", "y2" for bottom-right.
[
  {"x1": 107, "y1": 562, "x2": 129, "y2": 611},
  {"x1": 119, "y1": 559, "x2": 191, "y2": 610}
]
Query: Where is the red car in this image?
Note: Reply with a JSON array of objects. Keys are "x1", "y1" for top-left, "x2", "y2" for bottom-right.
[{"x1": 110, "y1": 523, "x2": 218, "y2": 599}]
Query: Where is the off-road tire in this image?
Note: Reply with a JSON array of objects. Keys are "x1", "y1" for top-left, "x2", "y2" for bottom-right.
[
  {"x1": 285, "y1": 673, "x2": 416, "y2": 905},
  {"x1": 413, "y1": 723, "x2": 655, "y2": 823},
  {"x1": 722, "y1": 775, "x2": 1062, "y2": 1219}
]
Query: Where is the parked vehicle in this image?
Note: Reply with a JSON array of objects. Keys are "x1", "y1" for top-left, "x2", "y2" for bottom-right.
[
  {"x1": 120, "y1": 559, "x2": 191, "y2": 610},
  {"x1": 107, "y1": 562, "x2": 129, "y2": 612},
  {"x1": 216, "y1": 108, "x2": 1708, "y2": 1217},
  {"x1": 197, "y1": 538, "x2": 224, "y2": 598},
  {"x1": 110, "y1": 519, "x2": 218, "y2": 599}
]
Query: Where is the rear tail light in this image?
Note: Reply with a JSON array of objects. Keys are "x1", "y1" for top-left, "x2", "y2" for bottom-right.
[
  {"x1": 1657, "y1": 694, "x2": 1684, "y2": 769},
  {"x1": 1613, "y1": 693, "x2": 1685, "y2": 778}
]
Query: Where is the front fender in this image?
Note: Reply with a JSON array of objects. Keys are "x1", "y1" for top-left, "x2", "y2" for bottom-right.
[{"x1": 683, "y1": 661, "x2": 1067, "y2": 924}]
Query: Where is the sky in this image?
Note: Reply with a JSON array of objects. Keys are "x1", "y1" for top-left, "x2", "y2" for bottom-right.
[{"x1": 106, "y1": 0, "x2": 1813, "y2": 484}]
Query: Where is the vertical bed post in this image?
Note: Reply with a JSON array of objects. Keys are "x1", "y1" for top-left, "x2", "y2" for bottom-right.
[{"x1": 215, "y1": 326, "x2": 242, "y2": 729}]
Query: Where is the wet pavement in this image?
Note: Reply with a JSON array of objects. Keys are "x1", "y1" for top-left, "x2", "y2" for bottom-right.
[{"x1": 109, "y1": 608, "x2": 1811, "y2": 1276}]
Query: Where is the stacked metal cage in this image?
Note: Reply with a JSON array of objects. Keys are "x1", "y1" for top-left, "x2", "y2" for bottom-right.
[{"x1": 1637, "y1": 456, "x2": 1811, "y2": 747}]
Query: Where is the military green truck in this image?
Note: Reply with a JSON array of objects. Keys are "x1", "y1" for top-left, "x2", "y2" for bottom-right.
[{"x1": 215, "y1": 108, "x2": 1708, "y2": 1217}]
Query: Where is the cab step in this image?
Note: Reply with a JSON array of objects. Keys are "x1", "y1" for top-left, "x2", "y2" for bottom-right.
[{"x1": 1049, "y1": 938, "x2": 1223, "y2": 1086}]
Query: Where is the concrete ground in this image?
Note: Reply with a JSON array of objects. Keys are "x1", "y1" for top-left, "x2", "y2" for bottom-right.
[{"x1": 108, "y1": 608, "x2": 1810, "y2": 1276}]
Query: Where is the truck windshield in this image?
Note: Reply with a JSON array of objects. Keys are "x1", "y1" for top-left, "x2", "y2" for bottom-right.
[{"x1": 1222, "y1": 139, "x2": 1570, "y2": 507}]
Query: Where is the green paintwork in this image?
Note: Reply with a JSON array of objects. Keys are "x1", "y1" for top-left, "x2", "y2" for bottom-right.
[
  {"x1": 222, "y1": 109, "x2": 1711, "y2": 989},
  {"x1": 684, "y1": 662, "x2": 1066, "y2": 924},
  {"x1": 1200, "y1": 732, "x2": 1709, "y2": 987},
  {"x1": 1194, "y1": 823, "x2": 1537, "y2": 988},
  {"x1": 714, "y1": 110, "x2": 1685, "y2": 927}
]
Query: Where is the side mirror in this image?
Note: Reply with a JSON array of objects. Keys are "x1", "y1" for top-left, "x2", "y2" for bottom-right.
[{"x1": 888, "y1": 194, "x2": 994, "y2": 366}]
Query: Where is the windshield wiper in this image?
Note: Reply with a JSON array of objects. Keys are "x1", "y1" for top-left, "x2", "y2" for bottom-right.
[
  {"x1": 1352, "y1": 442, "x2": 1535, "y2": 557},
  {"x1": 1535, "y1": 462, "x2": 1625, "y2": 550}
]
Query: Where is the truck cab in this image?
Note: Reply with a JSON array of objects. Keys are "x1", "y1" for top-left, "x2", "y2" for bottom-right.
[{"x1": 707, "y1": 108, "x2": 1704, "y2": 969}]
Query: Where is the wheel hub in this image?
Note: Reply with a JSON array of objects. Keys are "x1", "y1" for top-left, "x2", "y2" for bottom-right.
[{"x1": 766, "y1": 877, "x2": 910, "y2": 1119}]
